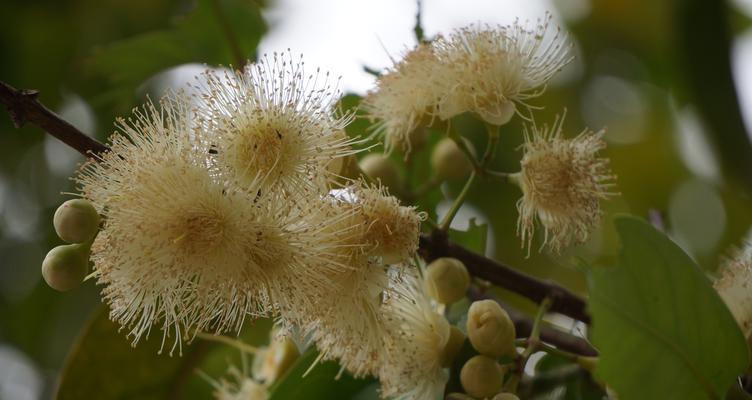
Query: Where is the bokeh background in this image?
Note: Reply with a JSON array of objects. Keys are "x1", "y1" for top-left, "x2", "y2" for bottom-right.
[{"x1": 2, "y1": 0, "x2": 752, "y2": 398}]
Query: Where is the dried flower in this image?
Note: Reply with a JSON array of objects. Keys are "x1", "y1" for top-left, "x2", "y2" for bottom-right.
[
  {"x1": 362, "y1": 44, "x2": 443, "y2": 154},
  {"x1": 379, "y1": 267, "x2": 450, "y2": 400},
  {"x1": 514, "y1": 113, "x2": 616, "y2": 253},
  {"x1": 714, "y1": 243, "x2": 752, "y2": 340},
  {"x1": 434, "y1": 15, "x2": 572, "y2": 125},
  {"x1": 195, "y1": 52, "x2": 355, "y2": 193}
]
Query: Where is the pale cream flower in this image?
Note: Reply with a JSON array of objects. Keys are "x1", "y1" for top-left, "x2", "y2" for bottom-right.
[
  {"x1": 209, "y1": 362, "x2": 268, "y2": 400},
  {"x1": 514, "y1": 113, "x2": 616, "y2": 253},
  {"x1": 195, "y1": 52, "x2": 355, "y2": 193},
  {"x1": 379, "y1": 267, "x2": 450, "y2": 400},
  {"x1": 433, "y1": 15, "x2": 572, "y2": 125},
  {"x1": 353, "y1": 184, "x2": 425, "y2": 264},
  {"x1": 714, "y1": 243, "x2": 752, "y2": 340},
  {"x1": 76, "y1": 94, "x2": 354, "y2": 352},
  {"x1": 362, "y1": 44, "x2": 443, "y2": 154}
]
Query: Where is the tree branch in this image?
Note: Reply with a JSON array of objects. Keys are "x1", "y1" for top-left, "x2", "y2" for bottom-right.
[
  {"x1": 0, "y1": 80, "x2": 109, "y2": 157},
  {"x1": 420, "y1": 230, "x2": 591, "y2": 324}
]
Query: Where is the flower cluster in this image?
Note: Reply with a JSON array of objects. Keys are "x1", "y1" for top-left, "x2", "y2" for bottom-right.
[
  {"x1": 365, "y1": 15, "x2": 616, "y2": 253},
  {"x1": 75, "y1": 51, "x2": 453, "y2": 399},
  {"x1": 62, "y1": 12, "x2": 620, "y2": 400}
]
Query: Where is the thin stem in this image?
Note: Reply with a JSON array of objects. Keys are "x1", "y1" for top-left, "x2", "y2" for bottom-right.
[
  {"x1": 414, "y1": 0, "x2": 425, "y2": 42},
  {"x1": 507, "y1": 297, "x2": 553, "y2": 393},
  {"x1": 487, "y1": 170, "x2": 514, "y2": 182},
  {"x1": 449, "y1": 132, "x2": 484, "y2": 174},
  {"x1": 481, "y1": 122, "x2": 499, "y2": 169},
  {"x1": 210, "y1": 0, "x2": 246, "y2": 68},
  {"x1": 439, "y1": 170, "x2": 476, "y2": 231}
]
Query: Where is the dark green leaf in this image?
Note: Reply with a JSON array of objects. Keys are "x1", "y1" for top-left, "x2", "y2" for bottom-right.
[
  {"x1": 586, "y1": 216, "x2": 749, "y2": 400},
  {"x1": 268, "y1": 348, "x2": 375, "y2": 400},
  {"x1": 86, "y1": 0, "x2": 266, "y2": 106},
  {"x1": 56, "y1": 307, "x2": 272, "y2": 400}
]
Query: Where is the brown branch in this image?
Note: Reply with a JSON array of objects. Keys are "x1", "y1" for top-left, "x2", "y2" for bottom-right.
[
  {"x1": 419, "y1": 230, "x2": 591, "y2": 324},
  {"x1": 0, "y1": 80, "x2": 109, "y2": 157},
  {"x1": 469, "y1": 287, "x2": 597, "y2": 357}
]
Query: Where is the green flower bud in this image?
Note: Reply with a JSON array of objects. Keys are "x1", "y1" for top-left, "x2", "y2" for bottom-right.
[
  {"x1": 431, "y1": 138, "x2": 474, "y2": 181},
  {"x1": 424, "y1": 257, "x2": 470, "y2": 304},
  {"x1": 359, "y1": 154, "x2": 402, "y2": 190},
  {"x1": 441, "y1": 325, "x2": 466, "y2": 367},
  {"x1": 467, "y1": 300, "x2": 516, "y2": 357},
  {"x1": 460, "y1": 355, "x2": 505, "y2": 399},
  {"x1": 53, "y1": 199, "x2": 100, "y2": 244},
  {"x1": 492, "y1": 393, "x2": 520, "y2": 400},
  {"x1": 41, "y1": 244, "x2": 89, "y2": 291}
]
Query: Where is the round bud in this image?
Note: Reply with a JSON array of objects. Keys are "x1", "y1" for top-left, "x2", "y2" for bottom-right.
[
  {"x1": 492, "y1": 393, "x2": 520, "y2": 400},
  {"x1": 54, "y1": 199, "x2": 100, "y2": 244},
  {"x1": 254, "y1": 337, "x2": 300, "y2": 384},
  {"x1": 460, "y1": 355, "x2": 505, "y2": 399},
  {"x1": 467, "y1": 300, "x2": 516, "y2": 357},
  {"x1": 359, "y1": 154, "x2": 402, "y2": 190},
  {"x1": 431, "y1": 138, "x2": 474, "y2": 181},
  {"x1": 425, "y1": 257, "x2": 470, "y2": 304},
  {"x1": 440, "y1": 325, "x2": 466, "y2": 367},
  {"x1": 41, "y1": 244, "x2": 89, "y2": 291}
]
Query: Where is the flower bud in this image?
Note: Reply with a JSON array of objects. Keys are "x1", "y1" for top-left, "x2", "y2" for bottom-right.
[
  {"x1": 53, "y1": 199, "x2": 100, "y2": 244},
  {"x1": 41, "y1": 244, "x2": 89, "y2": 291},
  {"x1": 359, "y1": 154, "x2": 402, "y2": 190},
  {"x1": 424, "y1": 257, "x2": 470, "y2": 304},
  {"x1": 440, "y1": 325, "x2": 466, "y2": 367},
  {"x1": 431, "y1": 138, "x2": 474, "y2": 181},
  {"x1": 460, "y1": 355, "x2": 505, "y2": 399},
  {"x1": 492, "y1": 393, "x2": 520, "y2": 400},
  {"x1": 253, "y1": 337, "x2": 300, "y2": 384},
  {"x1": 467, "y1": 300, "x2": 516, "y2": 357}
]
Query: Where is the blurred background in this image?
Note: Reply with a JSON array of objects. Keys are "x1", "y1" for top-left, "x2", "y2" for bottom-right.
[{"x1": 2, "y1": 0, "x2": 752, "y2": 398}]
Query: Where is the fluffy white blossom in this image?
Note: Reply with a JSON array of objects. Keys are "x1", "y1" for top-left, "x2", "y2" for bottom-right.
[
  {"x1": 379, "y1": 267, "x2": 451, "y2": 400},
  {"x1": 714, "y1": 243, "x2": 752, "y2": 340},
  {"x1": 433, "y1": 15, "x2": 572, "y2": 125},
  {"x1": 362, "y1": 44, "x2": 443, "y2": 154},
  {"x1": 514, "y1": 113, "x2": 616, "y2": 253},
  {"x1": 194, "y1": 52, "x2": 356, "y2": 193}
]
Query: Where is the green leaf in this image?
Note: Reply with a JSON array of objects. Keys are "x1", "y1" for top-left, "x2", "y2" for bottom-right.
[
  {"x1": 586, "y1": 215, "x2": 749, "y2": 400},
  {"x1": 268, "y1": 348, "x2": 375, "y2": 400},
  {"x1": 56, "y1": 306, "x2": 272, "y2": 400},
  {"x1": 86, "y1": 0, "x2": 266, "y2": 107},
  {"x1": 449, "y1": 217, "x2": 488, "y2": 255}
]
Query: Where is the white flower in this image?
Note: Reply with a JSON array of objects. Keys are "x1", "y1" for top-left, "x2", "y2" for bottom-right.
[
  {"x1": 514, "y1": 113, "x2": 616, "y2": 253},
  {"x1": 77, "y1": 94, "x2": 354, "y2": 352},
  {"x1": 434, "y1": 15, "x2": 572, "y2": 125},
  {"x1": 194, "y1": 52, "x2": 355, "y2": 192},
  {"x1": 714, "y1": 243, "x2": 752, "y2": 340},
  {"x1": 379, "y1": 267, "x2": 450, "y2": 400},
  {"x1": 362, "y1": 44, "x2": 443, "y2": 154}
]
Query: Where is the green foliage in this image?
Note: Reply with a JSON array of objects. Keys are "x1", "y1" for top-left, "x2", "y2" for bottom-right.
[
  {"x1": 57, "y1": 307, "x2": 272, "y2": 400},
  {"x1": 449, "y1": 217, "x2": 488, "y2": 255},
  {"x1": 586, "y1": 216, "x2": 749, "y2": 400},
  {"x1": 85, "y1": 0, "x2": 266, "y2": 107},
  {"x1": 526, "y1": 353, "x2": 605, "y2": 400},
  {"x1": 268, "y1": 348, "x2": 376, "y2": 400}
]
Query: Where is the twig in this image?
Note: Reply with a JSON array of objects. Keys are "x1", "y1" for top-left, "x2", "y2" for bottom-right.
[
  {"x1": 0, "y1": 80, "x2": 109, "y2": 157},
  {"x1": 420, "y1": 230, "x2": 591, "y2": 324},
  {"x1": 414, "y1": 0, "x2": 425, "y2": 42}
]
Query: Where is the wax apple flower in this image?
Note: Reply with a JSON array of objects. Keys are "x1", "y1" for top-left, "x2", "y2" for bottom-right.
[
  {"x1": 434, "y1": 15, "x2": 572, "y2": 125},
  {"x1": 362, "y1": 44, "x2": 443, "y2": 154},
  {"x1": 379, "y1": 268, "x2": 451, "y2": 400},
  {"x1": 714, "y1": 243, "x2": 752, "y2": 340},
  {"x1": 195, "y1": 52, "x2": 355, "y2": 193},
  {"x1": 513, "y1": 113, "x2": 616, "y2": 253},
  {"x1": 76, "y1": 94, "x2": 352, "y2": 352}
]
